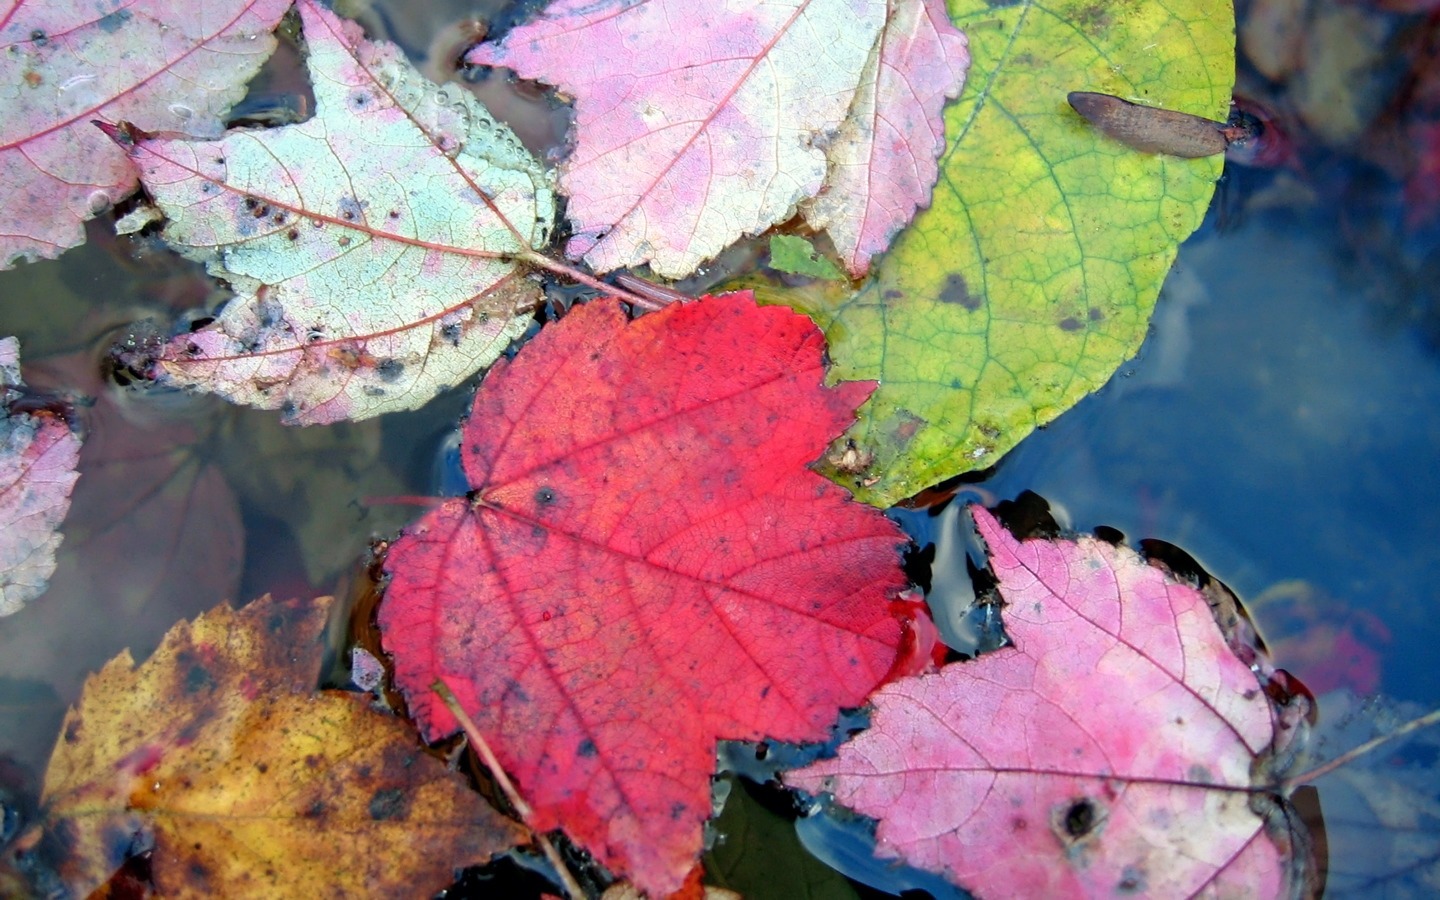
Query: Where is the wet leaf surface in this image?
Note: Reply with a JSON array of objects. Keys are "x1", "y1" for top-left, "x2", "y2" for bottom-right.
[
  {"x1": 122, "y1": 0, "x2": 550, "y2": 423},
  {"x1": 0, "y1": 337, "x2": 81, "y2": 616},
  {"x1": 379, "y1": 293, "x2": 908, "y2": 895},
  {"x1": 0, "y1": 0, "x2": 290, "y2": 268},
  {"x1": 468, "y1": 0, "x2": 967, "y2": 278},
  {"x1": 39, "y1": 593, "x2": 525, "y2": 897},
  {"x1": 788, "y1": 505, "x2": 1312, "y2": 896}
]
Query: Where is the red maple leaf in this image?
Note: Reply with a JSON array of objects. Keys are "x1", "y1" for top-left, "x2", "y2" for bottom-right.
[{"x1": 379, "y1": 292, "x2": 907, "y2": 895}]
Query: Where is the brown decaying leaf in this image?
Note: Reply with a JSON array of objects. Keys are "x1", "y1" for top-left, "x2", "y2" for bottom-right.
[
  {"x1": 39, "y1": 594, "x2": 524, "y2": 897},
  {"x1": 1068, "y1": 91, "x2": 1228, "y2": 158}
]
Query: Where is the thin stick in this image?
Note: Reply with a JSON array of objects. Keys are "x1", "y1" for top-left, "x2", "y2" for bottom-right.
[
  {"x1": 1283, "y1": 707, "x2": 1440, "y2": 790},
  {"x1": 518, "y1": 249, "x2": 668, "y2": 312},
  {"x1": 432, "y1": 680, "x2": 586, "y2": 900}
]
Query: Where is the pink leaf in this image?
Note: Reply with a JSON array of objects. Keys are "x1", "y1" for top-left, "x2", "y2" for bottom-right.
[
  {"x1": 799, "y1": 0, "x2": 968, "y2": 275},
  {"x1": 0, "y1": 0, "x2": 290, "y2": 268},
  {"x1": 788, "y1": 506, "x2": 1309, "y2": 897},
  {"x1": 468, "y1": 0, "x2": 967, "y2": 279},
  {"x1": 0, "y1": 337, "x2": 81, "y2": 615}
]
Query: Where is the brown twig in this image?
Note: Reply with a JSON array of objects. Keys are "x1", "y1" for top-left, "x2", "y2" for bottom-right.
[
  {"x1": 1282, "y1": 707, "x2": 1440, "y2": 790},
  {"x1": 431, "y1": 679, "x2": 587, "y2": 900}
]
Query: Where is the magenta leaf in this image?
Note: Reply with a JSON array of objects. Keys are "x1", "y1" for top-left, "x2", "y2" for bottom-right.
[
  {"x1": 0, "y1": 0, "x2": 290, "y2": 268},
  {"x1": 788, "y1": 505, "x2": 1313, "y2": 897},
  {"x1": 468, "y1": 0, "x2": 968, "y2": 279},
  {"x1": 0, "y1": 337, "x2": 81, "y2": 615}
]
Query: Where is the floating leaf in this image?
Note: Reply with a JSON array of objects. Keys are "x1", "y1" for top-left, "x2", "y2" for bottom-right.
[
  {"x1": 0, "y1": 0, "x2": 290, "y2": 268},
  {"x1": 40, "y1": 594, "x2": 525, "y2": 897},
  {"x1": 0, "y1": 337, "x2": 80, "y2": 616},
  {"x1": 468, "y1": 0, "x2": 967, "y2": 278},
  {"x1": 758, "y1": 0, "x2": 1232, "y2": 504},
  {"x1": 788, "y1": 506, "x2": 1313, "y2": 896},
  {"x1": 117, "y1": 0, "x2": 553, "y2": 423},
  {"x1": 379, "y1": 293, "x2": 907, "y2": 895}
]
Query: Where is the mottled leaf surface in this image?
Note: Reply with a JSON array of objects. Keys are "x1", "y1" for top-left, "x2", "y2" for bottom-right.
[
  {"x1": 0, "y1": 0, "x2": 289, "y2": 268},
  {"x1": 762, "y1": 0, "x2": 1232, "y2": 504},
  {"x1": 380, "y1": 293, "x2": 907, "y2": 895},
  {"x1": 0, "y1": 337, "x2": 80, "y2": 616},
  {"x1": 468, "y1": 0, "x2": 967, "y2": 279},
  {"x1": 41, "y1": 594, "x2": 524, "y2": 897},
  {"x1": 123, "y1": 0, "x2": 552, "y2": 423},
  {"x1": 789, "y1": 506, "x2": 1303, "y2": 897}
]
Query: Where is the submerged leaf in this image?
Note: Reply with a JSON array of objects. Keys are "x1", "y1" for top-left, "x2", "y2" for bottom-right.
[
  {"x1": 789, "y1": 506, "x2": 1313, "y2": 896},
  {"x1": 380, "y1": 293, "x2": 907, "y2": 895},
  {"x1": 468, "y1": 0, "x2": 967, "y2": 278},
  {"x1": 120, "y1": 0, "x2": 553, "y2": 423},
  {"x1": 40, "y1": 594, "x2": 524, "y2": 897},
  {"x1": 0, "y1": 338, "x2": 80, "y2": 616},
  {"x1": 0, "y1": 0, "x2": 290, "y2": 268}
]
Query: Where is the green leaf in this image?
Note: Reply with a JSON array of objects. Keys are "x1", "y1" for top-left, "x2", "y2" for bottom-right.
[
  {"x1": 757, "y1": 0, "x2": 1233, "y2": 505},
  {"x1": 768, "y1": 235, "x2": 847, "y2": 281}
]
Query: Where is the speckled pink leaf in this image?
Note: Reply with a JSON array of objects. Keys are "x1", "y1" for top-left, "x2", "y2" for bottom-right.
[
  {"x1": 0, "y1": 337, "x2": 81, "y2": 616},
  {"x1": 799, "y1": 0, "x2": 968, "y2": 275},
  {"x1": 789, "y1": 506, "x2": 1307, "y2": 897},
  {"x1": 0, "y1": 0, "x2": 289, "y2": 268},
  {"x1": 115, "y1": 0, "x2": 555, "y2": 424},
  {"x1": 470, "y1": 0, "x2": 965, "y2": 279}
]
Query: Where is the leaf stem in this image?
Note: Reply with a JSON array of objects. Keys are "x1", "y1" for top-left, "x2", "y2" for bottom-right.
[
  {"x1": 431, "y1": 679, "x2": 587, "y2": 900},
  {"x1": 518, "y1": 250, "x2": 669, "y2": 312},
  {"x1": 1282, "y1": 707, "x2": 1440, "y2": 790}
]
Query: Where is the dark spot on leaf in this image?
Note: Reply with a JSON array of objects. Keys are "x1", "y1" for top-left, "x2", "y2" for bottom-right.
[
  {"x1": 97, "y1": 9, "x2": 132, "y2": 33},
  {"x1": 1088, "y1": 306, "x2": 1104, "y2": 321},
  {"x1": 535, "y1": 486, "x2": 556, "y2": 505},
  {"x1": 270, "y1": 211, "x2": 285, "y2": 225},
  {"x1": 252, "y1": 204, "x2": 269, "y2": 219},
  {"x1": 304, "y1": 800, "x2": 326, "y2": 819},
  {"x1": 1117, "y1": 865, "x2": 1147, "y2": 893},
  {"x1": 376, "y1": 358, "x2": 403, "y2": 381},
  {"x1": 368, "y1": 787, "x2": 408, "y2": 820},
  {"x1": 255, "y1": 762, "x2": 268, "y2": 773},
  {"x1": 363, "y1": 386, "x2": 386, "y2": 396},
  {"x1": 442, "y1": 322, "x2": 462, "y2": 345},
  {"x1": 1012, "y1": 816, "x2": 1028, "y2": 831},
  {"x1": 65, "y1": 718, "x2": 82, "y2": 743},
  {"x1": 939, "y1": 273, "x2": 980, "y2": 310},
  {"x1": 670, "y1": 802, "x2": 686, "y2": 820},
  {"x1": 184, "y1": 663, "x2": 214, "y2": 694},
  {"x1": 1059, "y1": 317, "x2": 1082, "y2": 332},
  {"x1": 388, "y1": 210, "x2": 400, "y2": 219},
  {"x1": 1063, "y1": 798, "x2": 1097, "y2": 838},
  {"x1": 30, "y1": 30, "x2": 47, "y2": 45},
  {"x1": 577, "y1": 739, "x2": 598, "y2": 758},
  {"x1": 884, "y1": 289, "x2": 904, "y2": 301},
  {"x1": 242, "y1": 197, "x2": 258, "y2": 210},
  {"x1": 287, "y1": 228, "x2": 298, "y2": 240}
]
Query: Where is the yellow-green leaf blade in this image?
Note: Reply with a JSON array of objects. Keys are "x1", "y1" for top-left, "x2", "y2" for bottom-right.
[{"x1": 769, "y1": 0, "x2": 1233, "y2": 505}]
